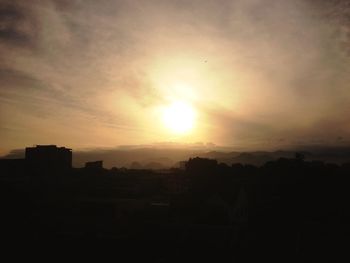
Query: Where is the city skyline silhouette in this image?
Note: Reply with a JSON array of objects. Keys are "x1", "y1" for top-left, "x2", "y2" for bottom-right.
[{"x1": 1, "y1": 0, "x2": 350, "y2": 261}]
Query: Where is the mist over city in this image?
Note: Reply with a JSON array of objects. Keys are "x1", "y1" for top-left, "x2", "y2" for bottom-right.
[{"x1": 1, "y1": 0, "x2": 350, "y2": 261}]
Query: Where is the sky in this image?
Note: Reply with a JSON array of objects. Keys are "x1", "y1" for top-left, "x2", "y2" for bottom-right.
[{"x1": 1, "y1": 0, "x2": 350, "y2": 155}]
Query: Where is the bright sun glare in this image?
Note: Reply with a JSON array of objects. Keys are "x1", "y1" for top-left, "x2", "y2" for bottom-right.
[{"x1": 162, "y1": 101, "x2": 196, "y2": 134}]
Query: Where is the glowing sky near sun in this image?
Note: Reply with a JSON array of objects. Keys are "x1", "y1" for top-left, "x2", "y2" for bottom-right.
[
  {"x1": 1, "y1": 0, "x2": 350, "y2": 155},
  {"x1": 162, "y1": 100, "x2": 196, "y2": 134}
]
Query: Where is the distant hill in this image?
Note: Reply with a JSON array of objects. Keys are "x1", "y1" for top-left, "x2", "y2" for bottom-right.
[{"x1": 2, "y1": 146, "x2": 350, "y2": 169}]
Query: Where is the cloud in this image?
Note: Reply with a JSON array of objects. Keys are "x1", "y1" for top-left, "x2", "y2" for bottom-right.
[
  {"x1": 0, "y1": 2, "x2": 39, "y2": 47},
  {"x1": 0, "y1": 0, "x2": 350, "y2": 153}
]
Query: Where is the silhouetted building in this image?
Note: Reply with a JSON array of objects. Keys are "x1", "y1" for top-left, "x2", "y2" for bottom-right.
[
  {"x1": 25, "y1": 145, "x2": 72, "y2": 172},
  {"x1": 85, "y1": 160, "x2": 103, "y2": 170}
]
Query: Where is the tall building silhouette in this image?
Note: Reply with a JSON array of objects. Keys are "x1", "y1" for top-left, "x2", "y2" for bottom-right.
[{"x1": 25, "y1": 145, "x2": 72, "y2": 171}]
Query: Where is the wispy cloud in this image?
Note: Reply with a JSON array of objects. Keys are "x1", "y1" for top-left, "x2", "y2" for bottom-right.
[{"x1": 0, "y1": 0, "x2": 349, "y2": 153}]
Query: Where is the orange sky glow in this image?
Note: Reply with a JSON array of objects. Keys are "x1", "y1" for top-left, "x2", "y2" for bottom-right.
[{"x1": 1, "y1": 0, "x2": 350, "y2": 155}]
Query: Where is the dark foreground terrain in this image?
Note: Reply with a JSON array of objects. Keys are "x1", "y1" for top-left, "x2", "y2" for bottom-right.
[{"x1": 1, "y1": 156, "x2": 350, "y2": 262}]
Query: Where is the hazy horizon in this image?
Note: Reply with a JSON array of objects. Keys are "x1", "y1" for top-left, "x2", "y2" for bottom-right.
[{"x1": 3, "y1": 142, "x2": 350, "y2": 169}]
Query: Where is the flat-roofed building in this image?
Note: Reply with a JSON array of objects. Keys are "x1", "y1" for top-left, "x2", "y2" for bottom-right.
[
  {"x1": 25, "y1": 145, "x2": 72, "y2": 171},
  {"x1": 85, "y1": 160, "x2": 103, "y2": 170}
]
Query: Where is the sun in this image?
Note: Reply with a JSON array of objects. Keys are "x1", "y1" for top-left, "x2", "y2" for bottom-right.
[{"x1": 162, "y1": 101, "x2": 196, "y2": 134}]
